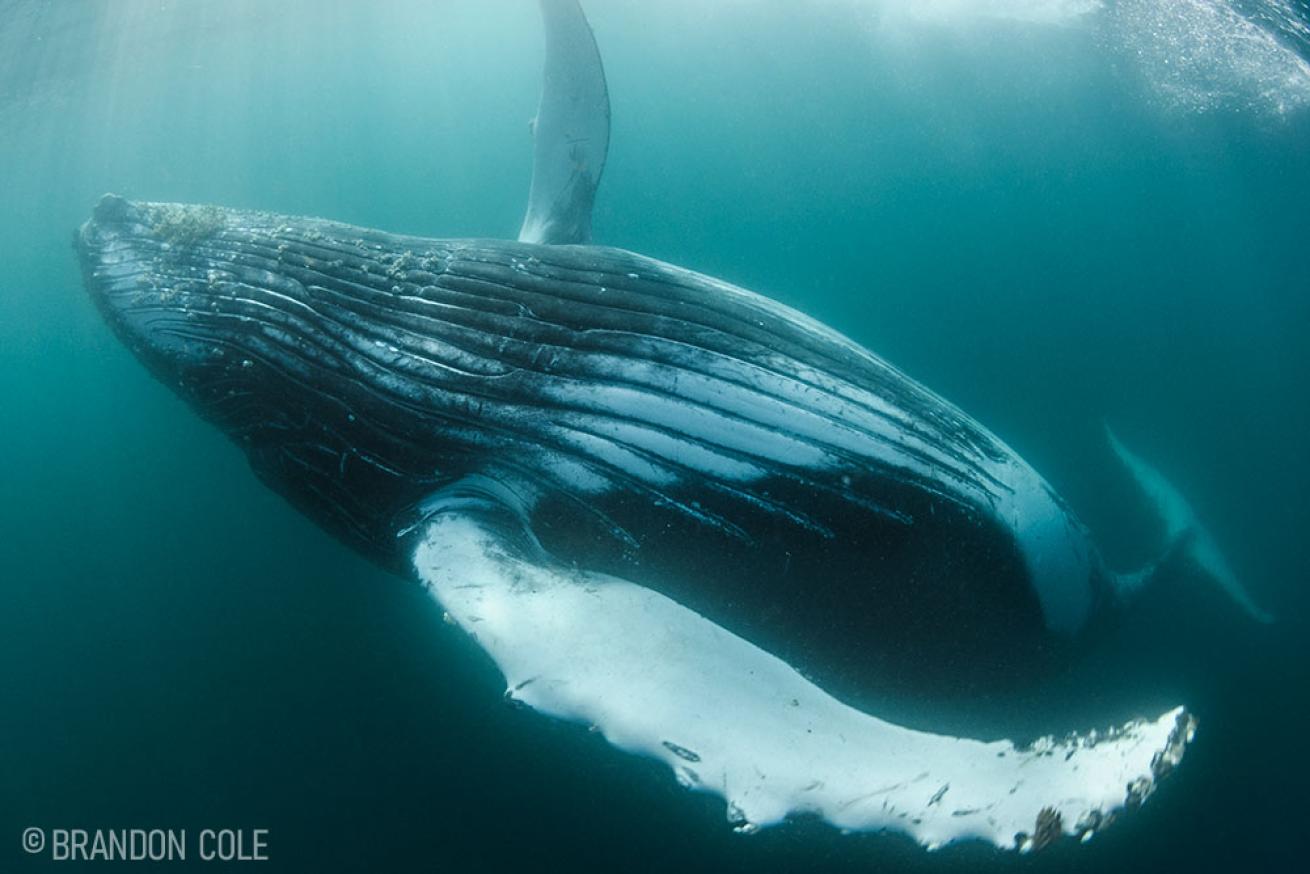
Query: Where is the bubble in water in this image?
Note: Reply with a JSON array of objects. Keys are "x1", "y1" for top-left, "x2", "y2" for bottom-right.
[
  {"x1": 887, "y1": 0, "x2": 1104, "y2": 26},
  {"x1": 1109, "y1": 0, "x2": 1310, "y2": 115}
]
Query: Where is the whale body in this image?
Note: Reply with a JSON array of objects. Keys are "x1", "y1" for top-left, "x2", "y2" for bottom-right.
[
  {"x1": 76, "y1": 194, "x2": 1188, "y2": 850},
  {"x1": 71, "y1": 0, "x2": 1250, "y2": 855}
]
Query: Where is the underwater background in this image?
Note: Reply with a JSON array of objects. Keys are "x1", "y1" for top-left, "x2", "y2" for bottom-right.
[{"x1": 2, "y1": 0, "x2": 1307, "y2": 870}]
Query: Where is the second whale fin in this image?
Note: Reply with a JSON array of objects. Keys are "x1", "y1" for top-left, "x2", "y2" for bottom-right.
[
  {"x1": 1105, "y1": 424, "x2": 1274, "y2": 623},
  {"x1": 518, "y1": 0, "x2": 611, "y2": 245},
  {"x1": 414, "y1": 484, "x2": 1193, "y2": 853}
]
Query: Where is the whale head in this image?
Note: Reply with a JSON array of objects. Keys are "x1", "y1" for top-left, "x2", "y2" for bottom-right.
[{"x1": 76, "y1": 194, "x2": 455, "y2": 569}]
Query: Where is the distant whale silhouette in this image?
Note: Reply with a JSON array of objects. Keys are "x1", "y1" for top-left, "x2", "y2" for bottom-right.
[{"x1": 78, "y1": 0, "x2": 1266, "y2": 853}]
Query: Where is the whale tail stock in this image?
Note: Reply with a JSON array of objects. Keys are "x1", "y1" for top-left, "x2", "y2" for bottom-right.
[{"x1": 1103, "y1": 424, "x2": 1274, "y2": 624}]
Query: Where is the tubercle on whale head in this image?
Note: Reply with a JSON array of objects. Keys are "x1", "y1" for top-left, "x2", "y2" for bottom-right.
[{"x1": 77, "y1": 195, "x2": 236, "y2": 373}]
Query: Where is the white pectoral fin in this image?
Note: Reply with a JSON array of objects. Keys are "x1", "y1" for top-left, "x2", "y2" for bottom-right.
[{"x1": 415, "y1": 513, "x2": 1194, "y2": 852}]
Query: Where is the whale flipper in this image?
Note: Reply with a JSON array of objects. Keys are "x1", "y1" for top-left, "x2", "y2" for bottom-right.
[
  {"x1": 1105, "y1": 425, "x2": 1273, "y2": 623},
  {"x1": 414, "y1": 484, "x2": 1193, "y2": 852},
  {"x1": 518, "y1": 0, "x2": 610, "y2": 245}
]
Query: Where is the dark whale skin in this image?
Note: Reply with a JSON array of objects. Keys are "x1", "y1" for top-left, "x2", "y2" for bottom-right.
[{"x1": 78, "y1": 195, "x2": 1111, "y2": 700}]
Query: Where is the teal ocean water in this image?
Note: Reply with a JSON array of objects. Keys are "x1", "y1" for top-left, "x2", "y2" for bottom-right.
[{"x1": 2, "y1": 1, "x2": 1308, "y2": 870}]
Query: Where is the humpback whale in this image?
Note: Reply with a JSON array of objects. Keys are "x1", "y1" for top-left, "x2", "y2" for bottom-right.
[{"x1": 76, "y1": 0, "x2": 1267, "y2": 853}]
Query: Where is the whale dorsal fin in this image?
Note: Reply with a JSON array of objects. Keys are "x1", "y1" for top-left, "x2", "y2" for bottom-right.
[{"x1": 518, "y1": 0, "x2": 610, "y2": 245}]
